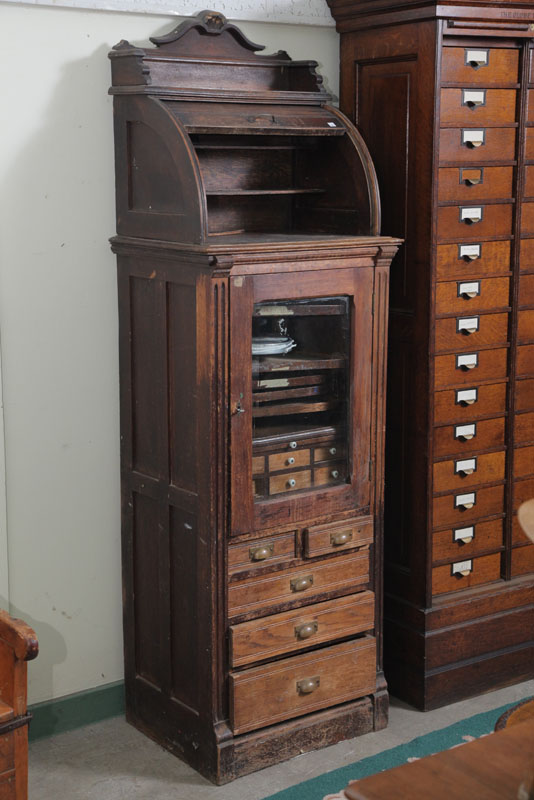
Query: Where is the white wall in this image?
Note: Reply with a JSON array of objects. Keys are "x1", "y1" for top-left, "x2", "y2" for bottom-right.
[{"x1": 0, "y1": 2, "x2": 339, "y2": 705}]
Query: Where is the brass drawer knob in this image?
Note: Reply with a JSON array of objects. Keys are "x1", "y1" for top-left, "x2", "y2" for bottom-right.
[
  {"x1": 249, "y1": 544, "x2": 274, "y2": 562},
  {"x1": 330, "y1": 530, "x2": 353, "y2": 547},
  {"x1": 295, "y1": 621, "x2": 318, "y2": 640},
  {"x1": 296, "y1": 676, "x2": 320, "y2": 695},
  {"x1": 290, "y1": 575, "x2": 313, "y2": 593}
]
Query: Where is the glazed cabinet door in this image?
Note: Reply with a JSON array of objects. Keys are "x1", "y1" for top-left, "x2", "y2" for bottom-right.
[{"x1": 230, "y1": 267, "x2": 374, "y2": 536}]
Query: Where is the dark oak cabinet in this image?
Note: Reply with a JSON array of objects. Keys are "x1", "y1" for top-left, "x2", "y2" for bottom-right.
[
  {"x1": 328, "y1": 0, "x2": 534, "y2": 709},
  {"x1": 109, "y1": 11, "x2": 400, "y2": 783}
]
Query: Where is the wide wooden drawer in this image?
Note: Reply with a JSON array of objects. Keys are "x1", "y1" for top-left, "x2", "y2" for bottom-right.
[
  {"x1": 434, "y1": 417, "x2": 505, "y2": 458},
  {"x1": 434, "y1": 382, "x2": 507, "y2": 424},
  {"x1": 229, "y1": 636, "x2": 376, "y2": 735},
  {"x1": 436, "y1": 240, "x2": 511, "y2": 281},
  {"x1": 440, "y1": 89, "x2": 517, "y2": 126},
  {"x1": 439, "y1": 127, "x2": 516, "y2": 163},
  {"x1": 516, "y1": 378, "x2": 534, "y2": 411},
  {"x1": 228, "y1": 532, "x2": 296, "y2": 576},
  {"x1": 519, "y1": 273, "x2": 534, "y2": 306},
  {"x1": 521, "y1": 203, "x2": 534, "y2": 236},
  {"x1": 227, "y1": 549, "x2": 370, "y2": 619},
  {"x1": 435, "y1": 277, "x2": 509, "y2": 315},
  {"x1": 434, "y1": 348, "x2": 508, "y2": 389},
  {"x1": 304, "y1": 516, "x2": 373, "y2": 558},
  {"x1": 437, "y1": 205, "x2": 513, "y2": 243},
  {"x1": 514, "y1": 445, "x2": 534, "y2": 479},
  {"x1": 433, "y1": 450, "x2": 505, "y2": 493},
  {"x1": 434, "y1": 312, "x2": 508, "y2": 353},
  {"x1": 517, "y1": 344, "x2": 534, "y2": 377},
  {"x1": 433, "y1": 484, "x2": 505, "y2": 528},
  {"x1": 516, "y1": 411, "x2": 534, "y2": 444},
  {"x1": 441, "y1": 47, "x2": 519, "y2": 84},
  {"x1": 511, "y1": 544, "x2": 534, "y2": 576},
  {"x1": 229, "y1": 591, "x2": 375, "y2": 667},
  {"x1": 438, "y1": 166, "x2": 513, "y2": 204},
  {"x1": 433, "y1": 518, "x2": 503, "y2": 562},
  {"x1": 518, "y1": 310, "x2": 534, "y2": 342},
  {"x1": 432, "y1": 552, "x2": 502, "y2": 596}
]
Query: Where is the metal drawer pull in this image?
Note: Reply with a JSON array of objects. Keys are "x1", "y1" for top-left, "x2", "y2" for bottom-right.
[
  {"x1": 455, "y1": 423, "x2": 476, "y2": 441},
  {"x1": 331, "y1": 530, "x2": 353, "y2": 546},
  {"x1": 459, "y1": 244, "x2": 481, "y2": 261},
  {"x1": 331, "y1": 469, "x2": 339, "y2": 479},
  {"x1": 460, "y1": 208, "x2": 482, "y2": 225},
  {"x1": 455, "y1": 458, "x2": 476, "y2": 476},
  {"x1": 290, "y1": 575, "x2": 313, "y2": 593},
  {"x1": 455, "y1": 492, "x2": 476, "y2": 510},
  {"x1": 452, "y1": 559, "x2": 473, "y2": 577},
  {"x1": 287, "y1": 457, "x2": 295, "y2": 465},
  {"x1": 295, "y1": 621, "x2": 319, "y2": 640},
  {"x1": 463, "y1": 130, "x2": 485, "y2": 148},
  {"x1": 457, "y1": 317, "x2": 479, "y2": 335},
  {"x1": 296, "y1": 676, "x2": 320, "y2": 695},
  {"x1": 329, "y1": 447, "x2": 337, "y2": 455},
  {"x1": 454, "y1": 526, "x2": 475, "y2": 544},
  {"x1": 456, "y1": 388, "x2": 478, "y2": 406},
  {"x1": 457, "y1": 353, "x2": 478, "y2": 371},
  {"x1": 287, "y1": 479, "x2": 297, "y2": 488},
  {"x1": 462, "y1": 89, "x2": 486, "y2": 108},
  {"x1": 458, "y1": 281, "x2": 480, "y2": 299},
  {"x1": 465, "y1": 49, "x2": 488, "y2": 68},
  {"x1": 289, "y1": 441, "x2": 297, "y2": 450},
  {"x1": 249, "y1": 544, "x2": 274, "y2": 562}
]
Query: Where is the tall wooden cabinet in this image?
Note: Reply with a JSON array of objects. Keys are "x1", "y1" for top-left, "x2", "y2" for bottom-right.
[
  {"x1": 328, "y1": 0, "x2": 534, "y2": 709},
  {"x1": 108, "y1": 12, "x2": 400, "y2": 783}
]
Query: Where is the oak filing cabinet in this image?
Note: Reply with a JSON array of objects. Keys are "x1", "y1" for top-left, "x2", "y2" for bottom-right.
[
  {"x1": 327, "y1": 0, "x2": 534, "y2": 708},
  {"x1": 108, "y1": 11, "x2": 401, "y2": 782}
]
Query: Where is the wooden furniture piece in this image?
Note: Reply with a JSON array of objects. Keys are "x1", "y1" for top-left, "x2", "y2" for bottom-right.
[
  {"x1": 109, "y1": 11, "x2": 400, "y2": 784},
  {"x1": 327, "y1": 0, "x2": 534, "y2": 709},
  {"x1": 0, "y1": 610, "x2": 38, "y2": 800},
  {"x1": 343, "y1": 717, "x2": 534, "y2": 800}
]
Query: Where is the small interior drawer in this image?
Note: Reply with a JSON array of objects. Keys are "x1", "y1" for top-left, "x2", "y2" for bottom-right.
[
  {"x1": 432, "y1": 552, "x2": 502, "y2": 596},
  {"x1": 229, "y1": 636, "x2": 376, "y2": 734},
  {"x1": 432, "y1": 484, "x2": 504, "y2": 528},
  {"x1": 434, "y1": 312, "x2": 508, "y2": 353},
  {"x1": 269, "y1": 469, "x2": 311, "y2": 495},
  {"x1": 304, "y1": 516, "x2": 374, "y2": 558},
  {"x1": 229, "y1": 591, "x2": 374, "y2": 667},
  {"x1": 313, "y1": 444, "x2": 344, "y2": 463},
  {"x1": 434, "y1": 382, "x2": 507, "y2": 425},
  {"x1": 313, "y1": 462, "x2": 346, "y2": 488},
  {"x1": 439, "y1": 89, "x2": 517, "y2": 126},
  {"x1": 436, "y1": 240, "x2": 511, "y2": 281},
  {"x1": 511, "y1": 544, "x2": 534, "y2": 577},
  {"x1": 441, "y1": 47, "x2": 519, "y2": 85},
  {"x1": 433, "y1": 417, "x2": 505, "y2": 459},
  {"x1": 433, "y1": 518, "x2": 503, "y2": 562},
  {"x1": 435, "y1": 277, "x2": 509, "y2": 315},
  {"x1": 439, "y1": 127, "x2": 516, "y2": 164},
  {"x1": 438, "y1": 166, "x2": 514, "y2": 205},
  {"x1": 269, "y1": 449, "x2": 310, "y2": 472},
  {"x1": 434, "y1": 348, "x2": 508, "y2": 389},
  {"x1": 228, "y1": 532, "x2": 296, "y2": 576},
  {"x1": 433, "y1": 450, "x2": 505, "y2": 494}
]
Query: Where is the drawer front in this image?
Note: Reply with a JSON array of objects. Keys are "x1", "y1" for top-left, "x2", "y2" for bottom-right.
[
  {"x1": 437, "y1": 205, "x2": 513, "y2": 243},
  {"x1": 432, "y1": 552, "x2": 502, "y2": 596},
  {"x1": 438, "y1": 166, "x2": 513, "y2": 204},
  {"x1": 441, "y1": 47, "x2": 519, "y2": 84},
  {"x1": 304, "y1": 516, "x2": 374, "y2": 558},
  {"x1": 511, "y1": 544, "x2": 534, "y2": 576},
  {"x1": 440, "y1": 89, "x2": 517, "y2": 126},
  {"x1": 519, "y1": 273, "x2": 534, "y2": 306},
  {"x1": 434, "y1": 312, "x2": 508, "y2": 353},
  {"x1": 269, "y1": 449, "x2": 310, "y2": 472},
  {"x1": 515, "y1": 411, "x2": 534, "y2": 444},
  {"x1": 434, "y1": 382, "x2": 507, "y2": 424},
  {"x1": 439, "y1": 127, "x2": 516, "y2": 163},
  {"x1": 514, "y1": 445, "x2": 534, "y2": 479},
  {"x1": 525, "y1": 165, "x2": 534, "y2": 197},
  {"x1": 0, "y1": 733, "x2": 14, "y2": 776},
  {"x1": 522, "y1": 203, "x2": 534, "y2": 236},
  {"x1": 228, "y1": 532, "x2": 296, "y2": 576},
  {"x1": 433, "y1": 450, "x2": 505, "y2": 494},
  {"x1": 521, "y1": 238, "x2": 534, "y2": 270},
  {"x1": 434, "y1": 417, "x2": 505, "y2": 458},
  {"x1": 433, "y1": 518, "x2": 503, "y2": 562},
  {"x1": 514, "y1": 477, "x2": 534, "y2": 511},
  {"x1": 253, "y1": 455, "x2": 265, "y2": 475},
  {"x1": 313, "y1": 444, "x2": 344, "y2": 463},
  {"x1": 434, "y1": 348, "x2": 508, "y2": 389},
  {"x1": 526, "y1": 127, "x2": 534, "y2": 160},
  {"x1": 435, "y1": 278, "x2": 509, "y2": 315},
  {"x1": 436, "y1": 240, "x2": 511, "y2": 281},
  {"x1": 513, "y1": 515, "x2": 532, "y2": 545},
  {"x1": 229, "y1": 637, "x2": 376, "y2": 735},
  {"x1": 433, "y1": 484, "x2": 504, "y2": 528},
  {"x1": 516, "y1": 378, "x2": 534, "y2": 411},
  {"x1": 517, "y1": 344, "x2": 534, "y2": 377},
  {"x1": 314, "y1": 463, "x2": 346, "y2": 488},
  {"x1": 269, "y1": 469, "x2": 312, "y2": 495},
  {"x1": 229, "y1": 591, "x2": 374, "y2": 667},
  {"x1": 227, "y1": 549, "x2": 369, "y2": 618}
]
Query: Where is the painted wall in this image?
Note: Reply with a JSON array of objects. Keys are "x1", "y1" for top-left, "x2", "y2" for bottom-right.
[{"x1": 0, "y1": 2, "x2": 339, "y2": 705}]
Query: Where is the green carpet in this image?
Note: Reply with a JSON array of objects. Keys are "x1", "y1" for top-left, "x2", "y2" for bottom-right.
[{"x1": 261, "y1": 699, "x2": 532, "y2": 800}]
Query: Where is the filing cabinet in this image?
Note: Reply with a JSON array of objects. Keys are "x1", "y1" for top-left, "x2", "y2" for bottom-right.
[
  {"x1": 109, "y1": 12, "x2": 400, "y2": 783},
  {"x1": 328, "y1": 0, "x2": 534, "y2": 708}
]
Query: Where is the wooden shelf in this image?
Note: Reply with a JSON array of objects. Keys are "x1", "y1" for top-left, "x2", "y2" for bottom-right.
[
  {"x1": 206, "y1": 189, "x2": 325, "y2": 196},
  {"x1": 253, "y1": 355, "x2": 346, "y2": 373},
  {"x1": 252, "y1": 399, "x2": 337, "y2": 417}
]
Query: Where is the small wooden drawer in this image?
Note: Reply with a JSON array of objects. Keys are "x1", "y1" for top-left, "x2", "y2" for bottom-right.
[
  {"x1": 515, "y1": 411, "x2": 534, "y2": 444},
  {"x1": 440, "y1": 89, "x2": 517, "y2": 126},
  {"x1": 434, "y1": 382, "x2": 507, "y2": 425},
  {"x1": 313, "y1": 443, "x2": 344, "y2": 463},
  {"x1": 525, "y1": 165, "x2": 534, "y2": 197},
  {"x1": 526, "y1": 127, "x2": 534, "y2": 160},
  {"x1": 304, "y1": 516, "x2": 374, "y2": 558},
  {"x1": 229, "y1": 636, "x2": 376, "y2": 735},
  {"x1": 513, "y1": 515, "x2": 533, "y2": 545},
  {"x1": 439, "y1": 127, "x2": 516, "y2": 164},
  {"x1": 433, "y1": 417, "x2": 505, "y2": 458},
  {"x1": 269, "y1": 469, "x2": 311, "y2": 495},
  {"x1": 434, "y1": 348, "x2": 508, "y2": 389},
  {"x1": 228, "y1": 532, "x2": 296, "y2": 576},
  {"x1": 518, "y1": 310, "x2": 534, "y2": 342},
  {"x1": 517, "y1": 344, "x2": 534, "y2": 377},
  {"x1": 522, "y1": 203, "x2": 534, "y2": 236},
  {"x1": 511, "y1": 544, "x2": 534, "y2": 577},
  {"x1": 516, "y1": 378, "x2": 534, "y2": 411},
  {"x1": 438, "y1": 166, "x2": 513, "y2": 204},
  {"x1": 514, "y1": 445, "x2": 534, "y2": 479},
  {"x1": 314, "y1": 462, "x2": 346, "y2": 487},
  {"x1": 433, "y1": 450, "x2": 505, "y2": 494},
  {"x1": 0, "y1": 731, "x2": 14, "y2": 774},
  {"x1": 441, "y1": 47, "x2": 519, "y2": 85},
  {"x1": 269, "y1": 449, "x2": 310, "y2": 472},
  {"x1": 436, "y1": 240, "x2": 511, "y2": 281},
  {"x1": 513, "y1": 477, "x2": 534, "y2": 512},
  {"x1": 432, "y1": 552, "x2": 501, "y2": 596},
  {"x1": 433, "y1": 484, "x2": 504, "y2": 528},
  {"x1": 437, "y1": 205, "x2": 513, "y2": 243},
  {"x1": 229, "y1": 591, "x2": 375, "y2": 667},
  {"x1": 433, "y1": 518, "x2": 503, "y2": 562},
  {"x1": 227, "y1": 549, "x2": 370, "y2": 618},
  {"x1": 435, "y1": 278, "x2": 509, "y2": 316},
  {"x1": 520, "y1": 238, "x2": 534, "y2": 270},
  {"x1": 434, "y1": 312, "x2": 508, "y2": 353},
  {"x1": 519, "y1": 273, "x2": 534, "y2": 306}
]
